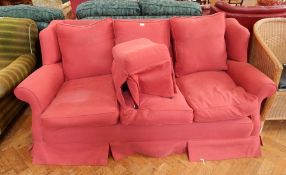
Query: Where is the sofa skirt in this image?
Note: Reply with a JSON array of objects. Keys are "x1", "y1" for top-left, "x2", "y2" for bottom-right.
[
  {"x1": 31, "y1": 117, "x2": 261, "y2": 165},
  {"x1": 32, "y1": 136, "x2": 261, "y2": 165}
]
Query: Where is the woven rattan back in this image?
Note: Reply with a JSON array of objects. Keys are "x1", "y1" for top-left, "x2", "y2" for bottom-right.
[{"x1": 254, "y1": 19, "x2": 286, "y2": 64}]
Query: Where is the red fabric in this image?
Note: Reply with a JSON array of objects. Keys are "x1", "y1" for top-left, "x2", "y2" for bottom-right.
[
  {"x1": 14, "y1": 19, "x2": 277, "y2": 165},
  {"x1": 40, "y1": 20, "x2": 101, "y2": 65},
  {"x1": 42, "y1": 117, "x2": 253, "y2": 143},
  {"x1": 227, "y1": 60, "x2": 277, "y2": 135},
  {"x1": 40, "y1": 21, "x2": 62, "y2": 65},
  {"x1": 70, "y1": 0, "x2": 87, "y2": 15},
  {"x1": 14, "y1": 63, "x2": 64, "y2": 142},
  {"x1": 227, "y1": 61, "x2": 277, "y2": 103},
  {"x1": 112, "y1": 38, "x2": 175, "y2": 106},
  {"x1": 113, "y1": 19, "x2": 172, "y2": 54},
  {"x1": 111, "y1": 38, "x2": 192, "y2": 125},
  {"x1": 170, "y1": 12, "x2": 228, "y2": 77},
  {"x1": 56, "y1": 18, "x2": 114, "y2": 80},
  {"x1": 120, "y1": 87, "x2": 193, "y2": 125},
  {"x1": 188, "y1": 136, "x2": 261, "y2": 161},
  {"x1": 177, "y1": 71, "x2": 258, "y2": 122},
  {"x1": 225, "y1": 18, "x2": 250, "y2": 62},
  {"x1": 42, "y1": 75, "x2": 119, "y2": 127}
]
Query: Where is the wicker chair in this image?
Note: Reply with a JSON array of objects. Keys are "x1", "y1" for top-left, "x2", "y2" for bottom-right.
[{"x1": 250, "y1": 18, "x2": 286, "y2": 120}]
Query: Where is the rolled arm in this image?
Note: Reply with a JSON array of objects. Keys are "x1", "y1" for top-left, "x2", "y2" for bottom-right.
[
  {"x1": 14, "y1": 63, "x2": 64, "y2": 114},
  {"x1": 0, "y1": 54, "x2": 36, "y2": 98},
  {"x1": 227, "y1": 60, "x2": 276, "y2": 103}
]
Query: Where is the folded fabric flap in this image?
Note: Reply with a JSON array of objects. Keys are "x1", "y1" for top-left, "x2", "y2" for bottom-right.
[
  {"x1": 137, "y1": 61, "x2": 175, "y2": 98},
  {"x1": 112, "y1": 38, "x2": 176, "y2": 108},
  {"x1": 112, "y1": 62, "x2": 129, "y2": 108}
]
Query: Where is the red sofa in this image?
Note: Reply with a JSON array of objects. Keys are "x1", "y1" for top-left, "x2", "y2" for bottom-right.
[
  {"x1": 14, "y1": 13, "x2": 276, "y2": 165},
  {"x1": 211, "y1": 1, "x2": 286, "y2": 31}
]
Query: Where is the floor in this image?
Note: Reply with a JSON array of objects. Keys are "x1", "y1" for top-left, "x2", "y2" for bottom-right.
[{"x1": 0, "y1": 108, "x2": 286, "y2": 175}]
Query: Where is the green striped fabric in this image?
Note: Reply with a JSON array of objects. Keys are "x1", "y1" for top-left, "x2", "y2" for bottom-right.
[
  {"x1": 76, "y1": 0, "x2": 141, "y2": 19},
  {"x1": 0, "y1": 18, "x2": 38, "y2": 64},
  {"x1": 0, "y1": 54, "x2": 36, "y2": 98},
  {"x1": 0, "y1": 18, "x2": 37, "y2": 135},
  {"x1": 139, "y1": 0, "x2": 202, "y2": 16},
  {"x1": 0, "y1": 93, "x2": 25, "y2": 135},
  {"x1": 0, "y1": 18, "x2": 38, "y2": 98}
]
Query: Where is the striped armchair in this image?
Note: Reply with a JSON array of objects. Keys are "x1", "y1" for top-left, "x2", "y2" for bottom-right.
[{"x1": 0, "y1": 17, "x2": 38, "y2": 135}]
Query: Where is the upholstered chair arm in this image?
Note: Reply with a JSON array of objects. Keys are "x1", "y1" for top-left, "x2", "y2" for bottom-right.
[
  {"x1": 227, "y1": 60, "x2": 276, "y2": 103},
  {"x1": 14, "y1": 63, "x2": 64, "y2": 114},
  {"x1": 227, "y1": 60, "x2": 276, "y2": 134},
  {"x1": 0, "y1": 54, "x2": 36, "y2": 98},
  {"x1": 225, "y1": 18, "x2": 250, "y2": 62}
]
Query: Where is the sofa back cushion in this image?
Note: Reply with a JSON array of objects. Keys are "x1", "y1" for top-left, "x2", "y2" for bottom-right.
[
  {"x1": 113, "y1": 19, "x2": 172, "y2": 54},
  {"x1": 56, "y1": 18, "x2": 114, "y2": 80},
  {"x1": 170, "y1": 12, "x2": 228, "y2": 77}
]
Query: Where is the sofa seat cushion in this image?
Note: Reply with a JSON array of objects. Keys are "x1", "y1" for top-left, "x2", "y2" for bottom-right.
[
  {"x1": 176, "y1": 71, "x2": 258, "y2": 122},
  {"x1": 120, "y1": 86, "x2": 193, "y2": 125},
  {"x1": 41, "y1": 75, "x2": 119, "y2": 128}
]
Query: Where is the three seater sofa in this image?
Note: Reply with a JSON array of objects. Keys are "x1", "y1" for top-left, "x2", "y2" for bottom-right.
[{"x1": 14, "y1": 12, "x2": 276, "y2": 165}]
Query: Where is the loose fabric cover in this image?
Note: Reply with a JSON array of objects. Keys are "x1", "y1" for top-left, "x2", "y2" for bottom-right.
[
  {"x1": 112, "y1": 38, "x2": 175, "y2": 106},
  {"x1": 76, "y1": 0, "x2": 141, "y2": 19},
  {"x1": 56, "y1": 18, "x2": 114, "y2": 80},
  {"x1": 176, "y1": 71, "x2": 258, "y2": 122},
  {"x1": 112, "y1": 38, "x2": 193, "y2": 125},
  {"x1": 113, "y1": 19, "x2": 172, "y2": 53},
  {"x1": 42, "y1": 75, "x2": 119, "y2": 127},
  {"x1": 170, "y1": 12, "x2": 228, "y2": 77},
  {"x1": 139, "y1": 0, "x2": 202, "y2": 16}
]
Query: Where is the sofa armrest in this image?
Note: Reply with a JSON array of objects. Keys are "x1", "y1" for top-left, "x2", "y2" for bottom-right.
[
  {"x1": 0, "y1": 54, "x2": 36, "y2": 98},
  {"x1": 14, "y1": 63, "x2": 64, "y2": 114},
  {"x1": 227, "y1": 60, "x2": 276, "y2": 103},
  {"x1": 225, "y1": 18, "x2": 250, "y2": 62}
]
